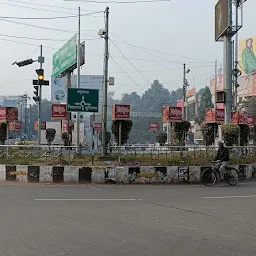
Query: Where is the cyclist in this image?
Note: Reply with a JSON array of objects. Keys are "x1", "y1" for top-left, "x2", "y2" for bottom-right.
[{"x1": 214, "y1": 141, "x2": 229, "y2": 178}]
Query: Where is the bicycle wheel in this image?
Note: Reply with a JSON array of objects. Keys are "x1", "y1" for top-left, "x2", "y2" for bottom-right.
[
  {"x1": 225, "y1": 167, "x2": 239, "y2": 186},
  {"x1": 201, "y1": 168, "x2": 217, "y2": 186}
]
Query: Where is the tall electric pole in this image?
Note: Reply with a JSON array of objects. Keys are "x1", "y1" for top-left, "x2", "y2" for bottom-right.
[
  {"x1": 22, "y1": 94, "x2": 30, "y2": 140},
  {"x1": 183, "y1": 63, "x2": 190, "y2": 120},
  {"x1": 38, "y1": 45, "x2": 43, "y2": 145},
  {"x1": 76, "y1": 6, "x2": 81, "y2": 152},
  {"x1": 102, "y1": 6, "x2": 109, "y2": 157}
]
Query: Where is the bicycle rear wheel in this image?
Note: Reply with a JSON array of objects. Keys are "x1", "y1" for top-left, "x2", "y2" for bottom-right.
[
  {"x1": 225, "y1": 167, "x2": 239, "y2": 186},
  {"x1": 201, "y1": 168, "x2": 217, "y2": 186}
]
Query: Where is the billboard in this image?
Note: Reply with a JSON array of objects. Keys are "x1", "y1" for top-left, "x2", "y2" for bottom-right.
[
  {"x1": 34, "y1": 121, "x2": 46, "y2": 131},
  {"x1": 239, "y1": 37, "x2": 256, "y2": 76},
  {"x1": 93, "y1": 122, "x2": 102, "y2": 132},
  {"x1": 215, "y1": 0, "x2": 229, "y2": 41},
  {"x1": 231, "y1": 111, "x2": 248, "y2": 125},
  {"x1": 176, "y1": 99, "x2": 184, "y2": 108},
  {"x1": 9, "y1": 121, "x2": 21, "y2": 131},
  {"x1": 51, "y1": 75, "x2": 103, "y2": 114},
  {"x1": 112, "y1": 104, "x2": 130, "y2": 120},
  {"x1": 186, "y1": 87, "x2": 196, "y2": 98},
  {"x1": 149, "y1": 122, "x2": 159, "y2": 131},
  {"x1": 210, "y1": 74, "x2": 256, "y2": 97},
  {"x1": 205, "y1": 108, "x2": 224, "y2": 123},
  {"x1": 169, "y1": 107, "x2": 182, "y2": 122},
  {"x1": 0, "y1": 107, "x2": 18, "y2": 121},
  {"x1": 248, "y1": 116, "x2": 254, "y2": 128},
  {"x1": 51, "y1": 104, "x2": 68, "y2": 120}
]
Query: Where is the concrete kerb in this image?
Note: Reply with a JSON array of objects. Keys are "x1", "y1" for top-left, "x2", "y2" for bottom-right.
[{"x1": 0, "y1": 164, "x2": 254, "y2": 184}]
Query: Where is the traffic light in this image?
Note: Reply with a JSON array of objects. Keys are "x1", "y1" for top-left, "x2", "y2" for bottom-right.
[
  {"x1": 33, "y1": 85, "x2": 39, "y2": 102},
  {"x1": 16, "y1": 59, "x2": 34, "y2": 67},
  {"x1": 36, "y1": 69, "x2": 44, "y2": 85}
]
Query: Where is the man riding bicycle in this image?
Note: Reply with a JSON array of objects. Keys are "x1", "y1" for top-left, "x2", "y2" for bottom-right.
[{"x1": 214, "y1": 141, "x2": 229, "y2": 178}]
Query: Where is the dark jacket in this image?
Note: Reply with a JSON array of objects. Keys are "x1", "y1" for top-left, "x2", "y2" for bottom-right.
[{"x1": 215, "y1": 147, "x2": 229, "y2": 161}]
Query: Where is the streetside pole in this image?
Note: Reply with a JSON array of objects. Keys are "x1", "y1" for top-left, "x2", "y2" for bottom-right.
[
  {"x1": 102, "y1": 6, "x2": 109, "y2": 157},
  {"x1": 183, "y1": 63, "x2": 186, "y2": 120},
  {"x1": 38, "y1": 45, "x2": 43, "y2": 146},
  {"x1": 76, "y1": 6, "x2": 81, "y2": 152},
  {"x1": 224, "y1": 0, "x2": 233, "y2": 123}
]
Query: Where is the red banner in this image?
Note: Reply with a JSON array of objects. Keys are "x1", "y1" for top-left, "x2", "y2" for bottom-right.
[
  {"x1": 231, "y1": 111, "x2": 248, "y2": 125},
  {"x1": 248, "y1": 116, "x2": 254, "y2": 128},
  {"x1": 34, "y1": 121, "x2": 46, "y2": 131},
  {"x1": 215, "y1": 109, "x2": 225, "y2": 123},
  {"x1": 93, "y1": 122, "x2": 102, "y2": 132},
  {"x1": 112, "y1": 104, "x2": 130, "y2": 120},
  {"x1": 51, "y1": 104, "x2": 68, "y2": 120},
  {"x1": 0, "y1": 107, "x2": 18, "y2": 121},
  {"x1": 149, "y1": 122, "x2": 159, "y2": 131},
  {"x1": 169, "y1": 107, "x2": 182, "y2": 122},
  {"x1": 9, "y1": 121, "x2": 21, "y2": 131}
]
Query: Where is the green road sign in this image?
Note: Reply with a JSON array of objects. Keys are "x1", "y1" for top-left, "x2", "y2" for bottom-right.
[
  {"x1": 67, "y1": 88, "x2": 99, "y2": 112},
  {"x1": 52, "y1": 35, "x2": 77, "y2": 78}
]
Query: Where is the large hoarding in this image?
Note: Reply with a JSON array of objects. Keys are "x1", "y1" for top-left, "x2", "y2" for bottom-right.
[
  {"x1": 215, "y1": 0, "x2": 229, "y2": 41},
  {"x1": 210, "y1": 74, "x2": 256, "y2": 97},
  {"x1": 239, "y1": 36, "x2": 256, "y2": 76}
]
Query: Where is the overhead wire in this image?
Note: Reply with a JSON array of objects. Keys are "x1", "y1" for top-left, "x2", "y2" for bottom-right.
[
  {"x1": 110, "y1": 33, "x2": 216, "y2": 64},
  {"x1": 0, "y1": 11, "x2": 103, "y2": 20},
  {"x1": 62, "y1": 0, "x2": 171, "y2": 3},
  {"x1": 110, "y1": 56, "x2": 145, "y2": 92},
  {"x1": 5, "y1": 0, "x2": 100, "y2": 11}
]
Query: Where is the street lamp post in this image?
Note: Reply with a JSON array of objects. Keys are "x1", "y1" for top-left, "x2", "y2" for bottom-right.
[{"x1": 183, "y1": 64, "x2": 190, "y2": 121}]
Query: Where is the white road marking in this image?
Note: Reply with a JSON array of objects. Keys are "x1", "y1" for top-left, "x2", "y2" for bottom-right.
[
  {"x1": 87, "y1": 185, "x2": 101, "y2": 191},
  {"x1": 204, "y1": 195, "x2": 256, "y2": 199},
  {"x1": 34, "y1": 198, "x2": 143, "y2": 201}
]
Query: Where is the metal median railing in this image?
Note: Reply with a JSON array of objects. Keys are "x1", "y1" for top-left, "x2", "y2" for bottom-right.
[{"x1": 0, "y1": 144, "x2": 255, "y2": 166}]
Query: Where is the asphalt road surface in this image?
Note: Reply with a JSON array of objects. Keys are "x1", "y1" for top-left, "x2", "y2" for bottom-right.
[{"x1": 1, "y1": 182, "x2": 256, "y2": 256}]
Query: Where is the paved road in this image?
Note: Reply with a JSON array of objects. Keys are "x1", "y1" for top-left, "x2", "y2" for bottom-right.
[{"x1": 0, "y1": 182, "x2": 256, "y2": 256}]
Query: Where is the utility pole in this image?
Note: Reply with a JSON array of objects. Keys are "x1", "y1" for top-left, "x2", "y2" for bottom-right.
[
  {"x1": 22, "y1": 94, "x2": 30, "y2": 140},
  {"x1": 102, "y1": 6, "x2": 109, "y2": 157},
  {"x1": 37, "y1": 45, "x2": 43, "y2": 145},
  {"x1": 183, "y1": 63, "x2": 190, "y2": 121},
  {"x1": 214, "y1": 60, "x2": 218, "y2": 108},
  {"x1": 223, "y1": 0, "x2": 233, "y2": 123},
  {"x1": 76, "y1": 6, "x2": 81, "y2": 152}
]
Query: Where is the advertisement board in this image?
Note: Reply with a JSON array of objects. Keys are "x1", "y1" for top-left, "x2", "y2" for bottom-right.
[
  {"x1": 176, "y1": 99, "x2": 184, "y2": 108},
  {"x1": 215, "y1": 0, "x2": 229, "y2": 41},
  {"x1": 210, "y1": 73, "x2": 256, "y2": 97},
  {"x1": 248, "y1": 116, "x2": 254, "y2": 128},
  {"x1": 9, "y1": 121, "x2": 21, "y2": 131},
  {"x1": 205, "y1": 108, "x2": 216, "y2": 123},
  {"x1": 93, "y1": 122, "x2": 102, "y2": 132},
  {"x1": 0, "y1": 107, "x2": 18, "y2": 121},
  {"x1": 186, "y1": 87, "x2": 196, "y2": 98},
  {"x1": 112, "y1": 104, "x2": 130, "y2": 120},
  {"x1": 169, "y1": 107, "x2": 182, "y2": 122},
  {"x1": 215, "y1": 109, "x2": 225, "y2": 123},
  {"x1": 231, "y1": 111, "x2": 248, "y2": 125},
  {"x1": 51, "y1": 75, "x2": 103, "y2": 111},
  {"x1": 149, "y1": 122, "x2": 159, "y2": 131},
  {"x1": 239, "y1": 36, "x2": 256, "y2": 76},
  {"x1": 34, "y1": 121, "x2": 46, "y2": 131},
  {"x1": 51, "y1": 104, "x2": 68, "y2": 120}
]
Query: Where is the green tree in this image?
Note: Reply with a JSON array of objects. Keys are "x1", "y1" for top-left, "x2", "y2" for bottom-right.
[
  {"x1": 201, "y1": 122, "x2": 218, "y2": 146},
  {"x1": 174, "y1": 121, "x2": 191, "y2": 145},
  {"x1": 239, "y1": 124, "x2": 250, "y2": 146},
  {"x1": 243, "y1": 96, "x2": 256, "y2": 118},
  {"x1": 0, "y1": 123, "x2": 7, "y2": 145},
  {"x1": 111, "y1": 120, "x2": 133, "y2": 145},
  {"x1": 221, "y1": 124, "x2": 239, "y2": 146},
  {"x1": 62, "y1": 132, "x2": 69, "y2": 146},
  {"x1": 99, "y1": 131, "x2": 111, "y2": 145},
  {"x1": 156, "y1": 132, "x2": 167, "y2": 146},
  {"x1": 196, "y1": 86, "x2": 214, "y2": 124},
  {"x1": 46, "y1": 128, "x2": 56, "y2": 146}
]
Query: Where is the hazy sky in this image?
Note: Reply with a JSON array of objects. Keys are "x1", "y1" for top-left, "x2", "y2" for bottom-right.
[{"x1": 0, "y1": 0, "x2": 255, "y2": 102}]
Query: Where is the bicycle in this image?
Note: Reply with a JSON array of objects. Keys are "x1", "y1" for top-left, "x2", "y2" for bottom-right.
[{"x1": 201, "y1": 161, "x2": 239, "y2": 186}]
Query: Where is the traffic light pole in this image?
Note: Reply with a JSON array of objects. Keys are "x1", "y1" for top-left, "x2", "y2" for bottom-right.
[{"x1": 37, "y1": 45, "x2": 43, "y2": 146}]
